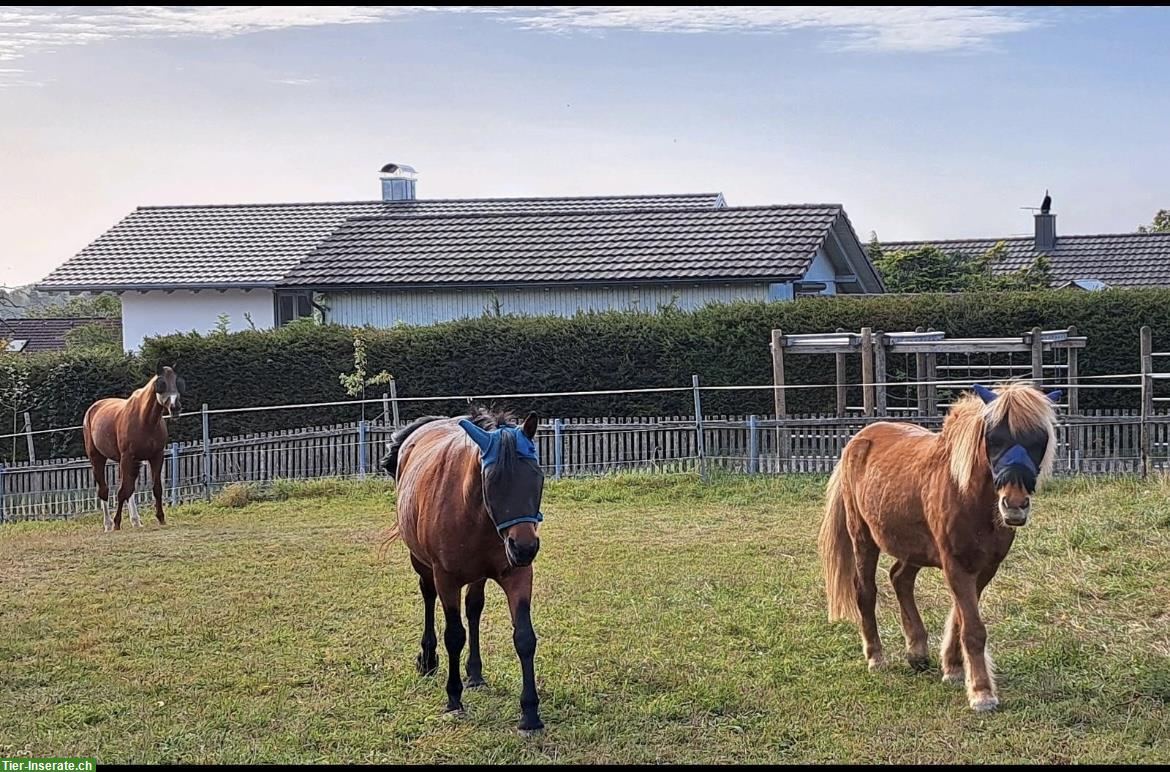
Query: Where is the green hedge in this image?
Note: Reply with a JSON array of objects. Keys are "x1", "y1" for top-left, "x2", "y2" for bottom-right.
[{"x1": 3, "y1": 288, "x2": 1167, "y2": 462}]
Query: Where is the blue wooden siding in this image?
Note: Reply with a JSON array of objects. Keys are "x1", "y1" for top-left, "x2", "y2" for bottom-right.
[{"x1": 324, "y1": 282, "x2": 774, "y2": 327}]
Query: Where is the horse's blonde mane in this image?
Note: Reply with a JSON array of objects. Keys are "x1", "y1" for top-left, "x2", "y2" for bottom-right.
[{"x1": 944, "y1": 382, "x2": 1057, "y2": 493}]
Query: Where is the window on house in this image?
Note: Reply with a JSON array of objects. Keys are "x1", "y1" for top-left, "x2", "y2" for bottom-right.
[
  {"x1": 276, "y1": 292, "x2": 315, "y2": 326},
  {"x1": 6, "y1": 339, "x2": 28, "y2": 352}
]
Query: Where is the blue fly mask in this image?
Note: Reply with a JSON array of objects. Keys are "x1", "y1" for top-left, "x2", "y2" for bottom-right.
[
  {"x1": 972, "y1": 384, "x2": 1060, "y2": 486},
  {"x1": 458, "y1": 418, "x2": 545, "y2": 533}
]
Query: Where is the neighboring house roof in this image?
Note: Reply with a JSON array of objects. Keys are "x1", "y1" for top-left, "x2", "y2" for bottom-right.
[
  {"x1": 880, "y1": 231, "x2": 1170, "y2": 288},
  {"x1": 0, "y1": 317, "x2": 121, "y2": 354},
  {"x1": 281, "y1": 204, "x2": 884, "y2": 291},
  {"x1": 38, "y1": 193, "x2": 725, "y2": 292}
]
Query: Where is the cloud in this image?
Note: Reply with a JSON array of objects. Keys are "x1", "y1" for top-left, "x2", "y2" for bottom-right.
[
  {"x1": 0, "y1": 6, "x2": 1043, "y2": 84},
  {"x1": 272, "y1": 77, "x2": 320, "y2": 86},
  {"x1": 512, "y1": 6, "x2": 1042, "y2": 52}
]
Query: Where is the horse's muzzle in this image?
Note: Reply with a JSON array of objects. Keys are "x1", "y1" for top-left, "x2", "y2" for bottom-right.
[
  {"x1": 506, "y1": 536, "x2": 540, "y2": 567},
  {"x1": 998, "y1": 498, "x2": 1030, "y2": 527}
]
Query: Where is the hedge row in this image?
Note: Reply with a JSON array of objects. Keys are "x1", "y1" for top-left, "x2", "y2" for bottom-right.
[{"x1": 3, "y1": 288, "x2": 1167, "y2": 461}]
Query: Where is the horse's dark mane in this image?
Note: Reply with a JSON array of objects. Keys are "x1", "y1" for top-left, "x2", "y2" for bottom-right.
[
  {"x1": 379, "y1": 405, "x2": 520, "y2": 479},
  {"x1": 465, "y1": 404, "x2": 517, "y2": 431},
  {"x1": 380, "y1": 415, "x2": 445, "y2": 479}
]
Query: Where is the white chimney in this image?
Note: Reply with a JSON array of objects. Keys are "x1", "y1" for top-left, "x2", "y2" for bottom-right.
[{"x1": 380, "y1": 162, "x2": 417, "y2": 201}]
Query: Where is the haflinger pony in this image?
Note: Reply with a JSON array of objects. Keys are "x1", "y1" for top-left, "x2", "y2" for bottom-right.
[
  {"x1": 83, "y1": 366, "x2": 185, "y2": 532},
  {"x1": 381, "y1": 407, "x2": 546, "y2": 733},
  {"x1": 819, "y1": 382, "x2": 1060, "y2": 712}
]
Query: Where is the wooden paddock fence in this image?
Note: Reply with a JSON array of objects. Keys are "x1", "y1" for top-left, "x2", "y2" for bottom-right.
[{"x1": 1, "y1": 409, "x2": 1167, "y2": 524}]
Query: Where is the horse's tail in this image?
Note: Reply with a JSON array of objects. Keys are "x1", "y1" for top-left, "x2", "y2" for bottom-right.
[
  {"x1": 819, "y1": 453, "x2": 861, "y2": 624},
  {"x1": 376, "y1": 521, "x2": 402, "y2": 558}
]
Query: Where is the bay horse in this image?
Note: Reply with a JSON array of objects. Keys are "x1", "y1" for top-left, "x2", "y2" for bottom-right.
[
  {"x1": 83, "y1": 366, "x2": 185, "y2": 532},
  {"x1": 819, "y1": 382, "x2": 1060, "y2": 711},
  {"x1": 381, "y1": 407, "x2": 546, "y2": 733}
]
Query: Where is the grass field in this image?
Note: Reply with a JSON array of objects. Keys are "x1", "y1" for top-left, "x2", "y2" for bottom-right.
[{"x1": 1, "y1": 473, "x2": 1168, "y2": 764}]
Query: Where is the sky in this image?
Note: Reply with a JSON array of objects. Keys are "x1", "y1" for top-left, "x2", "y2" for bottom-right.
[{"x1": 1, "y1": 6, "x2": 1168, "y2": 287}]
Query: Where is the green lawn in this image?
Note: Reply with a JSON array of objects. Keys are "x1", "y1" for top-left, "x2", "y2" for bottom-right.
[{"x1": 1, "y1": 474, "x2": 1168, "y2": 764}]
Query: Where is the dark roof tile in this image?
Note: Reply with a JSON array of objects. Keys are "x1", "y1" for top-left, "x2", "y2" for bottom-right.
[
  {"x1": 39, "y1": 194, "x2": 724, "y2": 290},
  {"x1": 282, "y1": 205, "x2": 844, "y2": 287}
]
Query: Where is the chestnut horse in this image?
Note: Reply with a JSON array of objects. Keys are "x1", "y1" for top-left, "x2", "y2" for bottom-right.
[
  {"x1": 819, "y1": 382, "x2": 1060, "y2": 711},
  {"x1": 83, "y1": 366, "x2": 185, "y2": 532},
  {"x1": 381, "y1": 407, "x2": 545, "y2": 733}
]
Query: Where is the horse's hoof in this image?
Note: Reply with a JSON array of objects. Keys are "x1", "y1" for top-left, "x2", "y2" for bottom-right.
[
  {"x1": 443, "y1": 703, "x2": 465, "y2": 718},
  {"x1": 942, "y1": 668, "x2": 965, "y2": 685},
  {"x1": 867, "y1": 655, "x2": 889, "y2": 671},
  {"x1": 907, "y1": 654, "x2": 931, "y2": 672},
  {"x1": 969, "y1": 692, "x2": 999, "y2": 712},
  {"x1": 415, "y1": 652, "x2": 439, "y2": 677},
  {"x1": 518, "y1": 719, "x2": 544, "y2": 736},
  {"x1": 464, "y1": 675, "x2": 487, "y2": 689}
]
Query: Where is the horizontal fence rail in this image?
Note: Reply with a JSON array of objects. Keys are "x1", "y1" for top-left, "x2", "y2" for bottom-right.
[{"x1": 1, "y1": 407, "x2": 1168, "y2": 524}]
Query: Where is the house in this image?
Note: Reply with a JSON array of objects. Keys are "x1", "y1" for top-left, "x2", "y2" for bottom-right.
[
  {"x1": 0, "y1": 317, "x2": 121, "y2": 354},
  {"x1": 39, "y1": 164, "x2": 884, "y2": 351},
  {"x1": 882, "y1": 204, "x2": 1170, "y2": 289}
]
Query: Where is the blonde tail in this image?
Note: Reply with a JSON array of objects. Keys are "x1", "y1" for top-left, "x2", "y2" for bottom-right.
[
  {"x1": 376, "y1": 522, "x2": 402, "y2": 558},
  {"x1": 819, "y1": 459, "x2": 860, "y2": 623}
]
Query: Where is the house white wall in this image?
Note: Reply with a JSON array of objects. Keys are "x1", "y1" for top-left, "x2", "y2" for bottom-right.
[
  {"x1": 120, "y1": 289, "x2": 276, "y2": 351},
  {"x1": 802, "y1": 248, "x2": 838, "y2": 295},
  {"x1": 323, "y1": 282, "x2": 775, "y2": 328}
]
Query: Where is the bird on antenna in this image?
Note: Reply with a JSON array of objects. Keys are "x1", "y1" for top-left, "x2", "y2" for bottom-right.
[{"x1": 1040, "y1": 189, "x2": 1051, "y2": 214}]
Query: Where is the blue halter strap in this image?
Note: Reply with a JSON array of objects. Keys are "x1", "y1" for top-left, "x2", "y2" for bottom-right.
[{"x1": 458, "y1": 419, "x2": 544, "y2": 532}]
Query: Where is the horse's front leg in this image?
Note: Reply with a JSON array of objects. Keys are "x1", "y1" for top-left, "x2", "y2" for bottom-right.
[
  {"x1": 114, "y1": 458, "x2": 140, "y2": 531},
  {"x1": 434, "y1": 572, "x2": 466, "y2": 714},
  {"x1": 499, "y1": 566, "x2": 543, "y2": 733},
  {"x1": 941, "y1": 561, "x2": 1002, "y2": 686},
  {"x1": 464, "y1": 579, "x2": 487, "y2": 688},
  {"x1": 942, "y1": 561, "x2": 997, "y2": 711},
  {"x1": 149, "y1": 455, "x2": 166, "y2": 525}
]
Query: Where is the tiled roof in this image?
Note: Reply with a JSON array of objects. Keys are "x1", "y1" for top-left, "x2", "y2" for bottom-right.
[
  {"x1": 881, "y1": 232, "x2": 1170, "y2": 288},
  {"x1": 0, "y1": 317, "x2": 121, "y2": 354},
  {"x1": 281, "y1": 205, "x2": 845, "y2": 287},
  {"x1": 38, "y1": 194, "x2": 724, "y2": 291}
]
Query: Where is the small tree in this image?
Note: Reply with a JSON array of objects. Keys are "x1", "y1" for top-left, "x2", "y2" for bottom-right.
[
  {"x1": 212, "y1": 313, "x2": 231, "y2": 336},
  {"x1": 1138, "y1": 209, "x2": 1170, "y2": 233},
  {"x1": 27, "y1": 294, "x2": 121, "y2": 318},
  {"x1": 338, "y1": 332, "x2": 393, "y2": 421},
  {"x1": 64, "y1": 323, "x2": 120, "y2": 352}
]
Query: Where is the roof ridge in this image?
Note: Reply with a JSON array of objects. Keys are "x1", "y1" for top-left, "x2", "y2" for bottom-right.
[
  {"x1": 337, "y1": 203, "x2": 842, "y2": 225},
  {"x1": 883, "y1": 230, "x2": 1170, "y2": 246},
  {"x1": 136, "y1": 192, "x2": 724, "y2": 211}
]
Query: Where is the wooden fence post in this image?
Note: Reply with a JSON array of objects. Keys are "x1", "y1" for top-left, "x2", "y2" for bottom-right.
[
  {"x1": 553, "y1": 418, "x2": 564, "y2": 479},
  {"x1": 1140, "y1": 325, "x2": 1152, "y2": 477},
  {"x1": 771, "y1": 329, "x2": 790, "y2": 470},
  {"x1": 748, "y1": 414, "x2": 759, "y2": 475},
  {"x1": 861, "y1": 327, "x2": 874, "y2": 417},
  {"x1": 381, "y1": 392, "x2": 390, "y2": 426},
  {"x1": 0, "y1": 464, "x2": 5, "y2": 524},
  {"x1": 358, "y1": 419, "x2": 368, "y2": 479},
  {"x1": 22, "y1": 412, "x2": 35, "y2": 463},
  {"x1": 873, "y1": 331, "x2": 888, "y2": 416},
  {"x1": 915, "y1": 326, "x2": 928, "y2": 416},
  {"x1": 693, "y1": 374, "x2": 707, "y2": 482},
  {"x1": 202, "y1": 404, "x2": 211, "y2": 501},
  {"x1": 169, "y1": 442, "x2": 179, "y2": 506},
  {"x1": 1031, "y1": 327, "x2": 1044, "y2": 385},
  {"x1": 389, "y1": 379, "x2": 400, "y2": 428}
]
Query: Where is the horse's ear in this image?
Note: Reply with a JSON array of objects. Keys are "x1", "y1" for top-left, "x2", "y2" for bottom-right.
[
  {"x1": 522, "y1": 412, "x2": 538, "y2": 440},
  {"x1": 972, "y1": 384, "x2": 998, "y2": 404},
  {"x1": 1046, "y1": 389, "x2": 1063, "y2": 403},
  {"x1": 458, "y1": 418, "x2": 492, "y2": 453}
]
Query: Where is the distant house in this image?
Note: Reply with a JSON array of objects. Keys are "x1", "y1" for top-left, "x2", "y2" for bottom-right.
[
  {"x1": 882, "y1": 206, "x2": 1170, "y2": 289},
  {"x1": 0, "y1": 317, "x2": 121, "y2": 354},
  {"x1": 39, "y1": 164, "x2": 884, "y2": 351}
]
